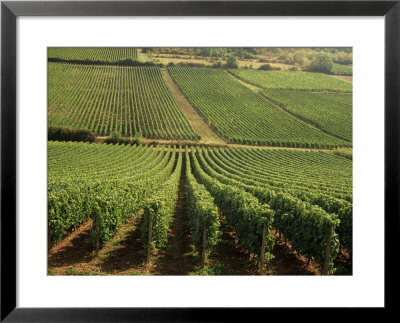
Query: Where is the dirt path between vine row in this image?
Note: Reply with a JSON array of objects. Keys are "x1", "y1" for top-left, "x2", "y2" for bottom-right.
[
  {"x1": 150, "y1": 155, "x2": 194, "y2": 275},
  {"x1": 161, "y1": 68, "x2": 227, "y2": 145}
]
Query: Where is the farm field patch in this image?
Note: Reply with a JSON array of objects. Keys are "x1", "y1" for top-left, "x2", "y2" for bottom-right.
[
  {"x1": 229, "y1": 69, "x2": 352, "y2": 92},
  {"x1": 168, "y1": 67, "x2": 350, "y2": 148},
  {"x1": 48, "y1": 63, "x2": 198, "y2": 139},
  {"x1": 262, "y1": 90, "x2": 352, "y2": 142},
  {"x1": 47, "y1": 47, "x2": 354, "y2": 277},
  {"x1": 48, "y1": 47, "x2": 138, "y2": 62},
  {"x1": 48, "y1": 142, "x2": 352, "y2": 275}
]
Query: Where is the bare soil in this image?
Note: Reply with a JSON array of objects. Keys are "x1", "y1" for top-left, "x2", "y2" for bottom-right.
[
  {"x1": 150, "y1": 157, "x2": 195, "y2": 275},
  {"x1": 226, "y1": 71, "x2": 263, "y2": 92},
  {"x1": 332, "y1": 75, "x2": 353, "y2": 83},
  {"x1": 48, "y1": 216, "x2": 350, "y2": 276}
]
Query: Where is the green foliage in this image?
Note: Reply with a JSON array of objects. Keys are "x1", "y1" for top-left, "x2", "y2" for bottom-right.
[
  {"x1": 141, "y1": 152, "x2": 182, "y2": 249},
  {"x1": 308, "y1": 53, "x2": 334, "y2": 74},
  {"x1": 168, "y1": 67, "x2": 349, "y2": 148},
  {"x1": 194, "y1": 147, "x2": 349, "y2": 273},
  {"x1": 185, "y1": 149, "x2": 221, "y2": 253},
  {"x1": 333, "y1": 149, "x2": 352, "y2": 160},
  {"x1": 333, "y1": 51, "x2": 352, "y2": 65},
  {"x1": 262, "y1": 90, "x2": 352, "y2": 142},
  {"x1": 258, "y1": 64, "x2": 272, "y2": 71},
  {"x1": 193, "y1": 263, "x2": 229, "y2": 275},
  {"x1": 48, "y1": 142, "x2": 176, "y2": 246},
  {"x1": 229, "y1": 69, "x2": 352, "y2": 92},
  {"x1": 191, "y1": 148, "x2": 275, "y2": 258},
  {"x1": 48, "y1": 47, "x2": 138, "y2": 61},
  {"x1": 48, "y1": 126, "x2": 96, "y2": 143},
  {"x1": 225, "y1": 55, "x2": 239, "y2": 69},
  {"x1": 48, "y1": 63, "x2": 198, "y2": 140},
  {"x1": 104, "y1": 131, "x2": 141, "y2": 145},
  {"x1": 331, "y1": 63, "x2": 352, "y2": 76}
]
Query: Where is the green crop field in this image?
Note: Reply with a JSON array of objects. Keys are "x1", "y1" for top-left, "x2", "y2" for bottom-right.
[
  {"x1": 168, "y1": 67, "x2": 350, "y2": 148},
  {"x1": 48, "y1": 47, "x2": 353, "y2": 276},
  {"x1": 262, "y1": 90, "x2": 352, "y2": 142},
  {"x1": 191, "y1": 146, "x2": 352, "y2": 270},
  {"x1": 229, "y1": 69, "x2": 352, "y2": 92},
  {"x1": 49, "y1": 141, "x2": 352, "y2": 275},
  {"x1": 332, "y1": 63, "x2": 352, "y2": 76},
  {"x1": 48, "y1": 141, "x2": 181, "y2": 247},
  {"x1": 48, "y1": 47, "x2": 138, "y2": 62},
  {"x1": 48, "y1": 63, "x2": 198, "y2": 139}
]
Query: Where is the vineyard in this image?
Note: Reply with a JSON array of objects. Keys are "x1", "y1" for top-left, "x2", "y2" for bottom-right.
[
  {"x1": 168, "y1": 67, "x2": 350, "y2": 148},
  {"x1": 229, "y1": 69, "x2": 353, "y2": 92},
  {"x1": 48, "y1": 47, "x2": 138, "y2": 62},
  {"x1": 262, "y1": 90, "x2": 353, "y2": 142},
  {"x1": 47, "y1": 47, "x2": 353, "y2": 276},
  {"x1": 48, "y1": 63, "x2": 199, "y2": 139},
  {"x1": 332, "y1": 63, "x2": 353, "y2": 76},
  {"x1": 48, "y1": 141, "x2": 352, "y2": 275}
]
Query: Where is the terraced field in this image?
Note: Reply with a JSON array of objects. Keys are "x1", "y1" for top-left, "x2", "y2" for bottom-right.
[
  {"x1": 168, "y1": 67, "x2": 350, "y2": 148},
  {"x1": 48, "y1": 47, "x2": 138, "y2": 61},
  {"x1": 48, "y1": 63, "x2": 198, "y2": 139},
  {"x1": 229, "y1": 69, "x2": 352, "y2": 92}
]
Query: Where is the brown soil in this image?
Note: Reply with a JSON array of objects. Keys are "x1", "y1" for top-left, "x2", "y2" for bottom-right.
[
  {"x1": 332, "y1": 75, "x2": 353, "y2": 83},
  {"x1": 207, "y1": 220, "x2": 259, "y2": 275},
  {"x1": 150, "y1": 156, "x2": 195, "y2": 275},
  {"x1": 227, "y1": 71, "x2": 263, "y2": 92},
  {"x1": 268, "y1": 233, "x2": 320, "y2": 275},
  {"x1": 48, "y1": 219, "x2": 94, "y2": 270},
  {"x1": 161, "y1": 68, "x2": 227, "y2": 145},
  {"x1": 47, "y1": 216, "x2": 351, "y2": 276}
]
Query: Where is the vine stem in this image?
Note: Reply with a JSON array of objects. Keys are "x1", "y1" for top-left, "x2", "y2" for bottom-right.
[{"x1": 147, "y1": 212, "x2": 153, "y2": 265}]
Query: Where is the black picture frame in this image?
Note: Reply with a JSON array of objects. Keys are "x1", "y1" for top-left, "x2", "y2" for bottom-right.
[{"x1": 1, "y1": 0, "x2": 398, "y2": 321}]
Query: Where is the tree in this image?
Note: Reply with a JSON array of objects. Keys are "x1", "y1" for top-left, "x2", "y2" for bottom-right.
[
  {"x1": 225, "y1": 55, "x2": 239, "y2": 69},
  {"x1": 293, "y1": 50, "x2": 308, "y2": 67},
  {"x1": 258, "y1": 64, "x2": 272, "y2": 71},
  {"x1": 308, "y1": 53, "x2": 333, "y2": 74}
]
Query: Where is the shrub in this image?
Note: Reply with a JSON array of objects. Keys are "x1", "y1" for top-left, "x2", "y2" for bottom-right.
[
  {"x1": 308, "y1": 53, "x2": 334, "y2": 74},
  {"x1": 213, "y1": 61, "x2": 223, "y2": 68},
  {"x1": 224, "y1": 55, "x2": 239, "y2": 69},
  {"x1": 48, "y1": 126, "x2": 96, "y2": 143},
  {"x1": 258, "y1": 64, "x2": 272, "y2": 71},
  {"x1": 104, "y1": 131, "x2": 141, "y2": 146}
]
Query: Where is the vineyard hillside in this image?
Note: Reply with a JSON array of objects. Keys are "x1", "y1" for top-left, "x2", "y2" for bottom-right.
[
  {"x1": 262, "y1": 90, "x2": 352, "y2": 142},
  {"x1": 48, "y1": 63, "x2": 199, "y2": 140},
  {"x1": 168, "y1": 67, "x2": 350, "y2": 148},
  {"x1": 48, "y1": 47, "x2": 138, "y2": 62},
  {"x1": 229, "y1": 69, "x2": 352, "y2": 92}
]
